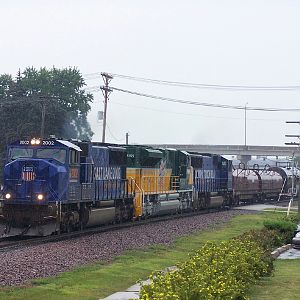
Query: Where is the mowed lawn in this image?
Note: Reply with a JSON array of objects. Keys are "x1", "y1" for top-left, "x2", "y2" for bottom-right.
[
  {"x1": 0, "y1": 212, "x2": 292, "y2": 300},
  {"x1": 249, "y1": 259, "x2": 300, "y2": 300}
]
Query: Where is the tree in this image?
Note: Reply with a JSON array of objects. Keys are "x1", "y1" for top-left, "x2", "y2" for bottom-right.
[
  {"x1": 0, "y1": 67, "x2": 94, "y2": 180},
  {"x1": 0, "y1": 67, "x2": 93, "y2": 139}
]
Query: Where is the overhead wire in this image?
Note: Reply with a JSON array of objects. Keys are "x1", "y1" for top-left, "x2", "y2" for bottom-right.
[
  {"x1": 106, "y1": 122, "x2": 124, "y2": 142},
  {"x1": 109, "y1": 86, "x2": 300, "y2": 112},
  {"x1": 110, "y1": 100, "x2": 285, "y2": 122},
  {"x1": 84, "y1": 72, "x2": 300, "y2": 91}
]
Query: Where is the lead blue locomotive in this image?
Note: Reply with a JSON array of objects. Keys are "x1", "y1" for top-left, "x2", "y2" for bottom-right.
[
  {"x1": 1, "y1": 137, "x2": 233, "y2": 236},
  {"x1": 2, "y1": 138, "x2": 132, "y2": 235}
]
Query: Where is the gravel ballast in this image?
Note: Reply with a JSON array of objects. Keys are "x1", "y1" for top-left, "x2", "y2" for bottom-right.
[{"x1": 0, "y1": 210, "x2": 255, "y2": 286}]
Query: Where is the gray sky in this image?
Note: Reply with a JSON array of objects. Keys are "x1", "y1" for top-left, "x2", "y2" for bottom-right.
[{"x1": 1, "y1": 0, "x2": 300, "y2": 146}]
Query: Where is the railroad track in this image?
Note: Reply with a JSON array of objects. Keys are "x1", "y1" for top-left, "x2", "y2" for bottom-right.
[
  {"x1": 0, "y1": 208, "x2": 223, "y2": 253},
  {"x1": 0, "y1": 198, "x2": 288, "y2": 253}
]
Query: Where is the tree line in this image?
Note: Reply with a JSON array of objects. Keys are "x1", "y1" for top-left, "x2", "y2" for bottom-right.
[{"x1": 0, "y1": 67, "x2": 94, "y2": 178}]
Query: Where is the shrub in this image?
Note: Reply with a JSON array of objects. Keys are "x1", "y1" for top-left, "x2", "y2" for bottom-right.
[
  {"x1": 140, "y1": 232, "x2": 275, "y2": 300},
  {"x1": 140, "y1": 216, "x2": 298, "y2": 300},
  {"x1": 263, "y1": 218, "x2": 296, "y2": 243},
  {"x1": 238, "y1": 228, "x2": 283, "y2": 251},
  {"x1": 287, "y1": 213, "x2": 300, "y2": 224}
]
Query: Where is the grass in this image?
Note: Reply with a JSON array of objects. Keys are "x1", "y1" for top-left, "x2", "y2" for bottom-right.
[
  {"x1": 249, "y1": 259, "x2": 300, "y2": 300},
  {"x1": 264, "y1": 208, "x2": 298, "y2": 213},
  {"x1": 0, "y1": 212, "x2": 281, "y2": 300}
]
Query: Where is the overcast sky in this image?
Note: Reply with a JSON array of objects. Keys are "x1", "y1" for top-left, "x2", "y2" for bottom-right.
[{"x1": 1, "y1": 0, "x2": 300, "y2": 146}]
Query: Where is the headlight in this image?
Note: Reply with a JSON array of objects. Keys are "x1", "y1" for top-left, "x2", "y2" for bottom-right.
[
  {"x1": 5, "y1": 193, "x2": 11, "y2": 200},
  {"x1": 31, "y1": 138, "x2": 41, "y2": 145},
  {"x1": 37, "y1": 194, "x2": 44, "y2": 201}
]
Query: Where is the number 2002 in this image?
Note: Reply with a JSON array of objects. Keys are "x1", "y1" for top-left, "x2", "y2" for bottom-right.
[{"x1": 42, "y1": 141, "x2": 55, "y2": 146}]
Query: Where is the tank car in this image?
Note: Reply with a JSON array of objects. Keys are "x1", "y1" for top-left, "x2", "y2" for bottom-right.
[
  {"x1": 233, "y1": 167, "x2": 285, "y2": 204},
  {"x1": 232, "y1": 169, "x2": 261, "y2": 204},
  {"x1": 259, "y1": 169, "x2": 283, "y2": 200},
  {"x1": 270, "y1": 166, "x2": 299, "y2": 199}
]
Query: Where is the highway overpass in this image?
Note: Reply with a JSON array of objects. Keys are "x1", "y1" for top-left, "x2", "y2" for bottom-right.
[{"x1": 147, "y1": 144, "x2": 299, "y2": 157}]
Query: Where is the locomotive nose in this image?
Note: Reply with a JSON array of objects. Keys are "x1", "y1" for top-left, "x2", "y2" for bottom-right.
[{"x1": 3, "y1": 158, "x2": 67, "y2": 203}]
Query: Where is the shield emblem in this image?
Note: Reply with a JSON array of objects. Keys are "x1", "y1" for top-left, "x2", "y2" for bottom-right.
[{"x1": 22, "y1": 166, "x2": 36, "y2": 181}]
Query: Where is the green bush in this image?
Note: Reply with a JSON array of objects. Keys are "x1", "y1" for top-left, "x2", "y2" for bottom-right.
[
  {"x1": 263, "y1": 218, "x2": 296, "y2": 243},
  {"x1": 140, "y1": 231, "x2": 275, "y2": 300},
  {"x1": 238, "y1": 228, "x2": 283, "y2": 251},
  {"x1": 287, "y1": 213, "x2": 300, "y2": 224}
]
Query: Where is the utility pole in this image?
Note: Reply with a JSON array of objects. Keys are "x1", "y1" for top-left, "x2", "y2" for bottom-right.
[
  {"x1": 100, "y1": 73, "x2": 113, "y2": 143},
  {"x1": 40, "y1": 100, "x2": 46, "y2": 139},
  {"x1": 126, "y1": 132, "x2": 129, "y2": 145},
  {"x1": 285, "y1": 121, "x2": 300, "y2": 213},
  {"x1": 244, "y1": 102, "x2": 248, "y2": 147},
  {"x1": 39, "y1": 96, "x2": 49, "y2": 139}
]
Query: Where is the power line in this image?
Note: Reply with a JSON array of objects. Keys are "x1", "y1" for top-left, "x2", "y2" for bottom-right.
[
  {"x1": 110, "y1": 100, "x2": 285, "y2": 122},
  {"x1": 106, "y1": 122, "x2": 123, "y2": 142},
  {"x1": 84, "y1": 72, "x2": 300, "y2": 91},
  {"x1": 109, "y1": 86, "x2": 300, "y2": 112}
]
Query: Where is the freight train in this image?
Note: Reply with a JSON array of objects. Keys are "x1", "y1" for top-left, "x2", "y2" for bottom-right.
[{"x1": 0, "y1": 137, "x2": 294, "y2": 236}]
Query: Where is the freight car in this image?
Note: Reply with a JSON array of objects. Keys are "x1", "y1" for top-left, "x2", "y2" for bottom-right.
[
  {"x1": 1, "y1": 138, "x2": 232, "y2": 236},
  {"x1": 232, "y1": 166, "x2": 296, "y2": 204}
]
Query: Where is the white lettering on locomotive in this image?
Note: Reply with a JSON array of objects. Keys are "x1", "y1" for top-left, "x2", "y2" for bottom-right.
[
  {"x1": 94, "y1": 166, "x2": 121, "y2": 180},
  {"x1": 42, "y1": 140, "x2": 55, "y2": 146},
  {"x1": 195, "y1": 169, "x2": 216, "y2": 179}
]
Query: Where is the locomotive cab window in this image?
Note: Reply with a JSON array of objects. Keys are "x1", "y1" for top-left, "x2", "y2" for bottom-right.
[
  {"x1": 36, "y1": 148, "x2": 66, "y2": 164},
  {"x1": 69, "y1": 150, "x2": 79, "y2": 164},
  {"x1": 8, "y1": 148, "x2": 33, "y2": 161}
]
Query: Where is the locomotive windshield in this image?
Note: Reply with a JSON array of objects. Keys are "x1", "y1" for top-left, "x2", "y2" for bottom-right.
[
  {"x1": 8, "y1": 147, "x2": 67, "y2": 164},
  {"x1": 9, "y1": 148, "x2": 33, "y2": 160},
  {"x1": 36, "y1": 148, "x2": 66, "y2": 164}
]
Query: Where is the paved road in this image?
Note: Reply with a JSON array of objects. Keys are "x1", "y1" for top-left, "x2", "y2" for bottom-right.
[
  {"x1": 234, "y1": 204, "x2": 290, "y2": 211},
  {"x1": 278, "y1": 248, "x2": 300, "y2": 259}
]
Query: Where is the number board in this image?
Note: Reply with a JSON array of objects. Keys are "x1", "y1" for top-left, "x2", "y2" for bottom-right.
[
  {"x1": 42, "y1": 140, "x2": 55, "y2": 146},
  {"x1": 18, "y1": 140, "x2": 55, "y2": 146}
]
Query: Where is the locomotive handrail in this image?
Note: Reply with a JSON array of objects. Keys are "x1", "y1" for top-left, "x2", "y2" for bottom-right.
[
  {"x1": 128, "y1": 176, "x2": 144, "y2": 217},
  {"x1": 140, "y1": 175, "x2": 180, "y2": 194}
]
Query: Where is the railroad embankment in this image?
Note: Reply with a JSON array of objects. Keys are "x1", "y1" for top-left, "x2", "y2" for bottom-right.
[{"x1": 0, "y1": 211, "x2": 296, "y2": 300}]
